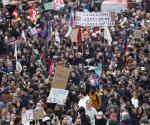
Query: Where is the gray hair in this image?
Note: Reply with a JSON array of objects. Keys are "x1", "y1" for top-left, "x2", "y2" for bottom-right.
[{"x1": 121, "y1": 112, "x2": 130, "y2": 121}]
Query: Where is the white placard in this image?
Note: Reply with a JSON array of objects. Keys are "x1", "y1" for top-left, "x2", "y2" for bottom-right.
[
  {"x1": 47, "y1": 88, "x2": 69, "y2": 105},
  {"x1": 75, "y1": 11, "x2": 115, "y2": 27},
  {"x1": 2, "y1": 0, "x2": 9, "y2": 5}
]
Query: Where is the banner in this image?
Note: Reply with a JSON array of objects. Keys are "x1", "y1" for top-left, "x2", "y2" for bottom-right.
[
  {"x1": 47, "y1": 88, "x2": 69, "y2": 105},
  {"x1": 75, "y1": 11, "x2": 115, "y2": 27},
  {"x1": 52, "y1": 66, "x2": 70, "y2": 89}
]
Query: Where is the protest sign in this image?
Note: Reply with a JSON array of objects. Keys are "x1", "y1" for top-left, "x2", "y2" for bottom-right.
[
  {"x1": 94, "y1": 0, "x2": 103, "y2": 3},
  {"x1": 2, "y1": 0, "x2": 9, "y2": 5},
  {"x1": 75, "y1": 11, "x2": 115, "y2": 27},
  {"x1": 71, "y1": 28, "x2": 79, "y2": 43},
  {"x1": 44, "y1": 2, "x2": 53, "y2": 11},
  {"x1": 52, "y1": 66, "x2": 70, "y2": 89},
  {"x1": 32, "y1": 109, "x2": 45, "y2": 120},
  {"x1": 47, "y1": 88, "x2": 69, "y2": 105},
  {"x1": 26, "y1": 109, "x2": 45, "y2": 120},
  {"x1": 134, "y1": 30, "x2": 142, "y2": 39},
  {"x1": 43, "y1": 0, "x2": 64, "y2": 11}
]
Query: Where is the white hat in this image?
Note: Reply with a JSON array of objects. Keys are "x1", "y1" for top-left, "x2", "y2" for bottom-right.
[{"x1": 96, "y1": 111, "x2": 103, "y2": 119}]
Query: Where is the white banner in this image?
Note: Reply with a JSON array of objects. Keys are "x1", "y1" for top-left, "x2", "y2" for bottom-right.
[
  {"x1": 75, "y1": 11, "x2": 115, "y2": 27},
  {"x1": 47, "y1": 88, "x2": 69, "y2": 105}
]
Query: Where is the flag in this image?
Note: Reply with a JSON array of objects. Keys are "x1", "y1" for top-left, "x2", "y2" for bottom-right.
[
  {"x1": 95, "y1": 64, "x2": 102, "y2": 76},
  {"x1": 45, "y1": 22, "x2": 52, "y2": 40},
  {"x1": 90, "y1": 75, "x2": 99, "y2": 87},
  {"x1": 141, "y1": 19, "x2": 145, "y2": 27},
  {"x1": 14, "y1": 41, "x2": 18, "y2": 61},
  {"x1": 55, "y1": 30, "x2": 60, "y2": 43},
  {"x1": 21, "y1": 30, "x2": 26, "y2": 42},
  {"x1": 65, "y1": 9, "x2": 75, "y2": 37},
  {"x1": 104, "y1": 27, "x2": 112, "y2": 46},
  {"x1": 124, "y1": 32, "x2": 128, "y2": 52},
  {"x1": 53, "y1": 0, "x2": 64, "y2": 10},
  {"x1": 120, "y1": 17, "x2": 127, "y2": 28},
  {"x1": 28, "y1": 5, "x2": 39, "y2": 25},
  {"x1": 12, "y1": 9, "x2": 21, "y2": 22},
  {"x1": 77, "y1": 27, "x2": 82, "y2": 45},
  {"x1": 49, "y1": 58, "x2": 54, "y2": 76}
]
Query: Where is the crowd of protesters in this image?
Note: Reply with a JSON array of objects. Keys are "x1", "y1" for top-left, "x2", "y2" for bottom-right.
[{"x1": 0, "y1": 0, "x2": 150, "y2": 125}]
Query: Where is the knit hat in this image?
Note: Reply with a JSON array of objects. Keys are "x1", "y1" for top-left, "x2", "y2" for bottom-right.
[{"x1": 96, "y1": 111, "x2": 103, "y2": 119}]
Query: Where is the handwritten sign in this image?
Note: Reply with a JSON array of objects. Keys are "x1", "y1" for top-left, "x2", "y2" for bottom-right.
[
  {"x1": 71, "y1": 28, "x2": 79, "y2": 43},
  {"x1": 25, "y1": 109, "x2": 45, "y2": 120},
  {"x1": 52, "y1": 66, "x2": 70, "y2": 89},
  {"x1": 75, "y1": 11, "x2": 115, "y2": 27},
  {"x1": 47, "y1": 88, "x2": 69, "y2": 105},
  {"x1": 33, "y1": 109, "x2": 45, "y2": 120}
]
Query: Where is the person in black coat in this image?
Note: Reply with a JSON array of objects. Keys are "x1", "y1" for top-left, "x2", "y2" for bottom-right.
[
  {"x1": 78, "y1": 107, "x2": 91, "y2": 125},
  {"x1": 95, "y1": 111, "x2": 107, "y2": 125},
  {"x1": 119, "y1": 112, "x2": 133, "y2": 125}
]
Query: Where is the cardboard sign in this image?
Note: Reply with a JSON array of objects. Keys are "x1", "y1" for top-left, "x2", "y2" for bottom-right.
[
  {"x1": 26, "y1": 109, "x2": 45, "y2": 120},
  {"x1": 52, "y1": 66, "x2": 70, "y2": 89},
  {"x1": 75, "y1": 11, "x2": 115, "y2": 27},
  {"x1": 33, "y1": 109, "x2": 45, "y2": 120},
  {"x1": 47, "y1": 88, "x2": 69, "y2": 105},
  {"x1": 71, "y1": 28, "x2": 79, "y2": 43},
  {"x1": 134, "y1": 30, "x2": 141, "y2": 39}
]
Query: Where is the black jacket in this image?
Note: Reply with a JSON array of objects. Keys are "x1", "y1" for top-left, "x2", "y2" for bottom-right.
[
  {"x1": 119, "y1": 119, "x2": 133, "y2": 125},
  {"x1": 95, "y1": 118, "x2": 107, "y2": 125}
]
